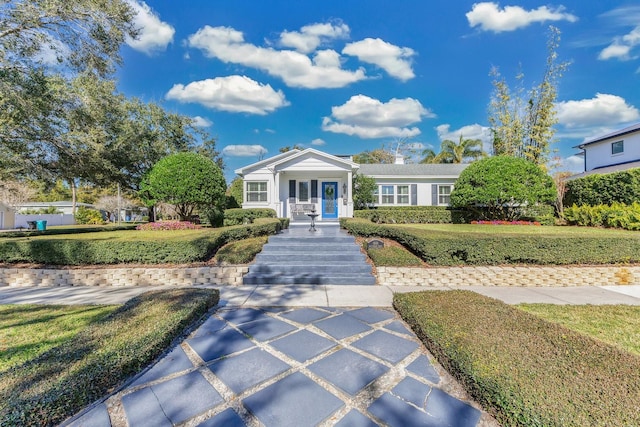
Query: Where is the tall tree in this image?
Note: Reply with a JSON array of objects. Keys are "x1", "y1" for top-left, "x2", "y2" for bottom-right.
[
  {"x1": 488, "y1": 26, "x2": 569, "y2": 166},
  {"x1": 436, "y1": 135, "x2": 486, "y2": 164},
  {"x1": 279, "y1": 144, "x2": 303, "y2": 153},
  {"x1": 0, "y1": 0, "x2": 137, "y2": 181},
  {"x1": 353, "y1": 148, "x2": 395, "y2": 164}
]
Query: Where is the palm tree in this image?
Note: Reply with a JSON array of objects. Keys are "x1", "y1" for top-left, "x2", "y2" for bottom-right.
[
  {"x1": 436, "y1": 135, "x2": 486, "y2": 164},
  {"x1": 419, "y1": 148, "x2": 438, "y2": 163}
]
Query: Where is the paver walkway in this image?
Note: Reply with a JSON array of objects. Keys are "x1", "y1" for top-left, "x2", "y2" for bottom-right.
[{"x1": 65, "y1": 306, "x2": 491, "y2": 427}]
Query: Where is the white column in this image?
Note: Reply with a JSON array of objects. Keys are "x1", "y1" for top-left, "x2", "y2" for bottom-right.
[{"x1": 274, "y1": 171, "x2": 281, "y2": 217}]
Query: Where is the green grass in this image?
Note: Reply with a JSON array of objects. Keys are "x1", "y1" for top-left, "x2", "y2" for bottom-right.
[
  {"x1": 366, "y1": 246, "x2": 423, "y2": 266},
  {"x1": 213, "y1": 235, "x2": 269, "y2": 264},
  {"x1": 394, "y1": 222, "x2": 639, "y2": 236},
  {"x1": 518, "y1": 304, "x2": 640, "y2": 356},
  {"x1": 0, "y1": 288, "x2": 219, "y2": 427},
  {"x1": 0, "y1": 304, "x2": 118, "y2": 373},
  {"x1": 394, "y1": 291, "x2": 640, "y2": 427}
]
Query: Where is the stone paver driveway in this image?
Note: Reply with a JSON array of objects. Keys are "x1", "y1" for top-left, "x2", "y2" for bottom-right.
[{"x1": 67, "y1": 307, "x2": 486, "y2": 427}]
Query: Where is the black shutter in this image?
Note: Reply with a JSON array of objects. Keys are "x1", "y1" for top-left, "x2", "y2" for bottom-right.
[
  {"x1": 431, "y1": 184, "x2": 438, "y2": 206},
  {"x1": 411, "y1": 184, "x2": 417, "y2": 205},
  {"x1": 289, "y1": 180, "x2": 296, "y2": 203},
  {"x1": 311, "y1": 180, "x2": 318, "y2": 203}
]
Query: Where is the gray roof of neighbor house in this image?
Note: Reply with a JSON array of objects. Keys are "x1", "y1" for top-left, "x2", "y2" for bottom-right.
[
  {"x1": 358, "y1": 163, "x2": 468, "y2": 177},
  {"x1": 576, "y1": 122, "x2": 640, "y2": 148},
  {"x1": 17, "y1": 201, "x2": 95, "y2": 208}
]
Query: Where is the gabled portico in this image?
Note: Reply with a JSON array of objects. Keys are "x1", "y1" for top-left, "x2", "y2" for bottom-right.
[{"x1": 234, "y1": 148, "x2": 358, "y2": 221}]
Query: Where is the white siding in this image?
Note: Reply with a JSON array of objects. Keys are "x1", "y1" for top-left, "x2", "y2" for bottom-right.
[{"x1": 585, "y1": 132, "x2": 640, "y2": 171}]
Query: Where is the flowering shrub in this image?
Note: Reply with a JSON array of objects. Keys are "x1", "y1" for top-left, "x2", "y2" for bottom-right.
[
  {"x1": 136, "y1": 221, "x2": 201, "y2": 231},
  {"x1": 470, "y1": 220, "x2": 541, "y2": 226}
]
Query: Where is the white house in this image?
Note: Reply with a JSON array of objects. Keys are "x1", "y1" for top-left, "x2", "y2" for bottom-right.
[
  {"x1": 573, "y1": 122, "x2": 640, "y2": 177},
  {"x1": 16, "y1": 201, "x2": 95, "y2": 215},
  {"x1": 234, "y1": 148, "x2": 467, "y2": 221},
  {"x1": 0, "y1": 202, "x2": 15, "y2": 230}
]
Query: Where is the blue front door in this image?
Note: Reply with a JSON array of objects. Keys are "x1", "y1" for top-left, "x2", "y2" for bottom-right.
[{"x1": 322, "y1": 182, "x2": 338, "y2": 219}]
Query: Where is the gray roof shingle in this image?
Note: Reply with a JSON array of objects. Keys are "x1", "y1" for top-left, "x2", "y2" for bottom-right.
[{"x1": 358, "y1": 163, "x2": 468, "y2": 177}]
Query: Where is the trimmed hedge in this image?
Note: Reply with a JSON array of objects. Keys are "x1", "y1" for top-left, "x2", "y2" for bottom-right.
[
  {"x1": 0, "y1": 218, "x2": 282, "y2": 265},
  {"x1": 354, "y1": 205, "x2": 555, "y2": 225},
  {"x1": 394, "y1": 291, "x2": 640, "y2": 426},
  {"x1": 565, "y1": 168, "x2": 640, "y2": 206},
  {"x1": 341, "y1": 218, "x2": 640, "y2": 265},
  {"x1": 355, "y1": 206, "x2": 455, "y2": 224},
  {"x1": 223, "y1": 208, "x2": 276, "y2": 226},
  {"x1": 0, "y1": 288, "x2": 220, "y2": 427},
  {"x1": 564, "y1": 202, "x2": 640, "y2": 230}
]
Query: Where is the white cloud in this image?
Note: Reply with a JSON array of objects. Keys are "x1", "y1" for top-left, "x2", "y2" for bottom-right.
[
  {"x1": 311, "y1": 138, "x2": 326, "y2": 146},
  {"x1": 222, "y1": 145, "x2": 268, "y2": 157},
  {"x1": 598, "y1": 26, "x2": 640, "y2": 60},
  {"x1": 165, "y1": 75, "x2": 290, "y2": 115},
  {"x1": 466, "y1": 2, "x2": 578, "y2": 33},
  {"x1": 555, "y1": 93, "x2": 640, "y2": 128},
  {"x1": 436, "y1": 123, "x2": 493, "y2": 153},
  {"x1": 192, "y1": 116, "x2": 212, "y2": 127},
  {"x1": 279, "y1": 22, "x2": 350, "y2": 53},
  {"x1": 125, "y1": 0, "x2": 175, "y2": 55},
  {"x1": 187, "y1": 25, "x2": 366, "y2": 89},
  {"x1": 342, "y1": 38, "x2": 416, "y2": 81},
  {"x1": 322, "y1": 95, "x2": 432, "y2": 139}
]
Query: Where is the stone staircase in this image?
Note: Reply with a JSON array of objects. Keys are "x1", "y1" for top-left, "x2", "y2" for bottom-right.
[{"x1": 243, "y1": 223, "x2": 376, "y2": 285}]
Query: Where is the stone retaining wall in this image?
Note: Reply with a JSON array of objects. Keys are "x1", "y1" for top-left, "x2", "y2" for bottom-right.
[
  {"x1": 376, "y1": 265, "x2": 640, "y2": 287},
  {"x1": 0, "y1": 266, "x2": 249, "y2": 287},
  {"x1": 1, "y1": 265, "x2": 638, "y2": 288}
]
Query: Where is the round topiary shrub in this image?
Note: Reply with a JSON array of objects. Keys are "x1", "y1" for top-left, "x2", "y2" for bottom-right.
[{"x1": 450, "y1": 156, "x2": 556, "y2": 221}]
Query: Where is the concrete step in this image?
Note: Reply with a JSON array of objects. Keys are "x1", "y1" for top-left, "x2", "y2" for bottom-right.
[
  {"x1": 259, "y1": 245, "x2": 363, "y2": 254},
  {"x1": 255, "y1": 253, "x2": 366, "y2": 262},
  {"x1": 246, "y1": 263, "x2": 372, "y2": 275},
  {"x1": 242, "y1": 274, "x2": 376, "y2": 286}
]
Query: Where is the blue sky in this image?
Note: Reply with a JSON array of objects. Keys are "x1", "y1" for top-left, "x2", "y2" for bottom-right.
[{"x1": 115, "y1": 0, "x2": 640, "y2": 182}]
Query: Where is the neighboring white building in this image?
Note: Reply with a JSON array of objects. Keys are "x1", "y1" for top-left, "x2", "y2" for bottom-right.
[
  {"x1": 573, "y1": 122, "x2": 640, "y2": 177},
  {"x1": 0, "y1": 202, "x2": 15, "y2": 230},
  {"x1": 234, "y1": 148, "x2": 467, "y2": 221},
  {"x1": 15, "y1": 201, "x2": 95, "y2": 215}
]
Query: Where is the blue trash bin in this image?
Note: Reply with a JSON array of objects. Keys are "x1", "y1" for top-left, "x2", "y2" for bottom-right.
[{"x1": 36, "y1": 220, "x2": 47, "y2": 231}]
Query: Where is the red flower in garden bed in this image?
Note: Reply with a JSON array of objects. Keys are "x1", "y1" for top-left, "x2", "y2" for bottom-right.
[
  {"x1": 136, "y1": 221, "x2": 201, "y2": 231},
  {"x1": 471, "y1": 220, "x2": 541, "y2": 226}
]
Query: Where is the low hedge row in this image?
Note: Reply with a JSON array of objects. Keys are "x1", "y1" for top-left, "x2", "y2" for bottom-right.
[
  {"x1": 223, "y1": 208, "x2": 276, "y2": 226},
  {"x1": 564, "y1": 202, "x2": 640, "y2": 230},
  {"x1": 0, "y1": 288, "x2": 220, "y2": 427},
  {"x1": 0, "y1": 218, "x2": 282, "y2": 265},
  {"x1": 340, "y1": 218, "x2": 640, "y2": 265},
  {"x1": 355, "y1": 206, "x2": 455, "y2": 224},
  {"x1": 354, "y1": 205, "x2": 555, "y2": 225},
  {"x1": 394, "y1": 291, "x2": 640, "y2": 426}
]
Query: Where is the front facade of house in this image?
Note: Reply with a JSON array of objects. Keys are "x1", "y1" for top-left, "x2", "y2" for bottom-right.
[
  {"x1": 574, "y1": 123, "x2": 640, "y2": 175},
  {"x1": 235, "y1": 148, "x2": 467, "y2": 221}
]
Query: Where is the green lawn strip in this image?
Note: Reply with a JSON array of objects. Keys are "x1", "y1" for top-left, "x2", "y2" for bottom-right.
[
  {"x1": 0, "y1": 218, "x2": 282, "y2": 265},
  {"x1": 341, "y1": 218, "x2": 640, "y2": 265},
  {"x1": 394, "y1": 291, "x2": 640, "y2": 427},
  {"x1": 366, "y1": 246, "x2": 423, "y2": 266},
  {"x1": 518, "y1": 304, "x2": 640, "y2": 356},
  {"x1": 0, "y1": 304, "x2": 118, "y2": 373},
  {"x1": 213, "y1": 235, "x2": 269, "y2": 264},
  {"x1": 0, "y1": 288, "x2": 219, "y2": 427}
]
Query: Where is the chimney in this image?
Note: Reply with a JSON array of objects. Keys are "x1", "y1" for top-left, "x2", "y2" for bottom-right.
[{"x1": 394, "y1": 154, "x2": 405, "y2": 164}]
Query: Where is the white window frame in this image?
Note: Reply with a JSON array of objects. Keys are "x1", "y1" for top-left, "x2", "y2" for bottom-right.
[
  {"x1": 246, "y1": 181, "x2": 268, "y2": 202},
  {"x1": 381, "y1": 185, "x2": 395, "y2": 205},
  {"x1": 438, "y1": 185, "x2": 452, "y2": 206},
  {"x1": 397, "y1": 185, "x2": 410, "y2": 205},
  {"x1": 297, "y1": 180, "x2": 310, "y2": 203},
  {"x1": 612, "y1": 140, "x2": 624, "y2": 155}
]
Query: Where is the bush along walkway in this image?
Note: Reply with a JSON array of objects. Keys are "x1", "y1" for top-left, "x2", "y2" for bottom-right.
[{"x1": 64, "y1": 306, "x2": 495, "y2": 427}]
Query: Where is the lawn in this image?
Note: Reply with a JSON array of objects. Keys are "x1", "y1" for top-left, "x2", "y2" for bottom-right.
[
  {"x1": 0, "y1": 288, "x2": 219, "y2": 427},
  {"x1": 393, "y1": 222, "x2": 640, "y2": 237},
  {"x1": 394, "y1": 291, "x2": 640, "y2": 427},
  {"x1": 518, "y1": 303, "x2": 640, "y2": 356},
  {"x1": 0, "y1": 304, "x2": 117, "y2": 372}
]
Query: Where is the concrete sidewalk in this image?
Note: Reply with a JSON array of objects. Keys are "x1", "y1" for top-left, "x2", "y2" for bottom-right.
[{"x1": 1, "y1": 284, "x2": 640, "y2": 306}]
